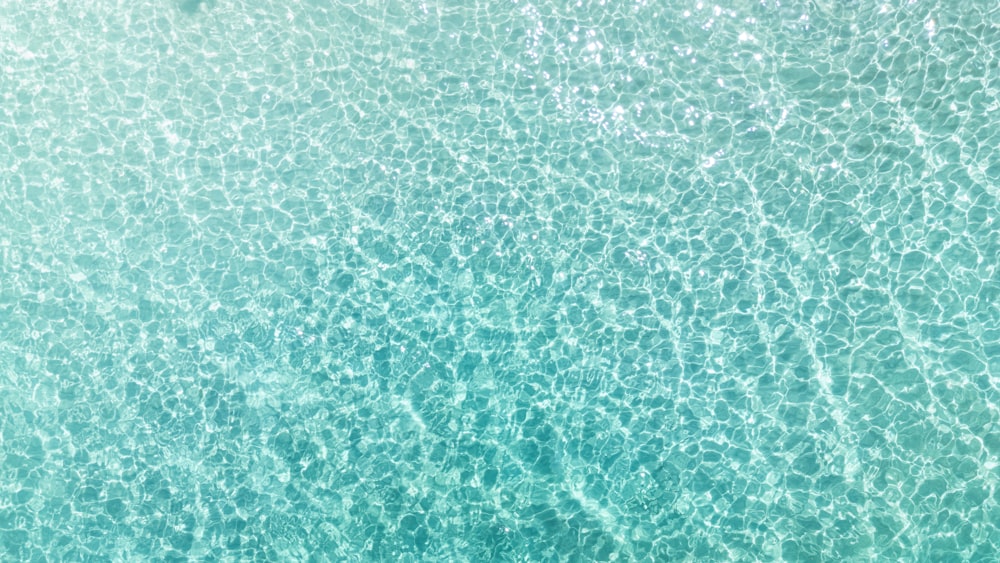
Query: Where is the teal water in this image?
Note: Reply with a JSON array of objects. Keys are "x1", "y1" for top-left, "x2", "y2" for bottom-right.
[{"x1": 1, "y1": 0, "x2": 999, "y2": 560}]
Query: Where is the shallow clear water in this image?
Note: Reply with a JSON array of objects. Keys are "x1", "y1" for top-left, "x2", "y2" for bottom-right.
[{"x1": 1, "y1": 0, "x2": 999, "y2": 560}]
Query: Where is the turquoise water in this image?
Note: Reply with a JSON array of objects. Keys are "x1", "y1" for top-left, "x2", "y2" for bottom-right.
[{"x1": 1, "y1": 0, "x2": 999, "y2": 560}]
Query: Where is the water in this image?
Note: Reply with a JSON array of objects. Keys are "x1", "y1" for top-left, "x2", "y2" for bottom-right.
[{"x1": 1, "y1": 0, "x2": 999, "y2": 560}]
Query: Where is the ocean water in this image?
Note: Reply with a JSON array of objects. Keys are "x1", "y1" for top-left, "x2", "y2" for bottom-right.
[{"x1": 1, "y1": 0, "x2": 999, "y2": 560}]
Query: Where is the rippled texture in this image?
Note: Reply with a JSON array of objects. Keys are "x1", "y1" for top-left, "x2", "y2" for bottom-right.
[{"x1": 1, "y1": 0, "x2": 999, "y2": 560}]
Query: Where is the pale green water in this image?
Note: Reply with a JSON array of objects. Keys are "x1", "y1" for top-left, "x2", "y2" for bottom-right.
[{"x1": 1, "y1": 0, "x2": 999, "y2": 561}]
